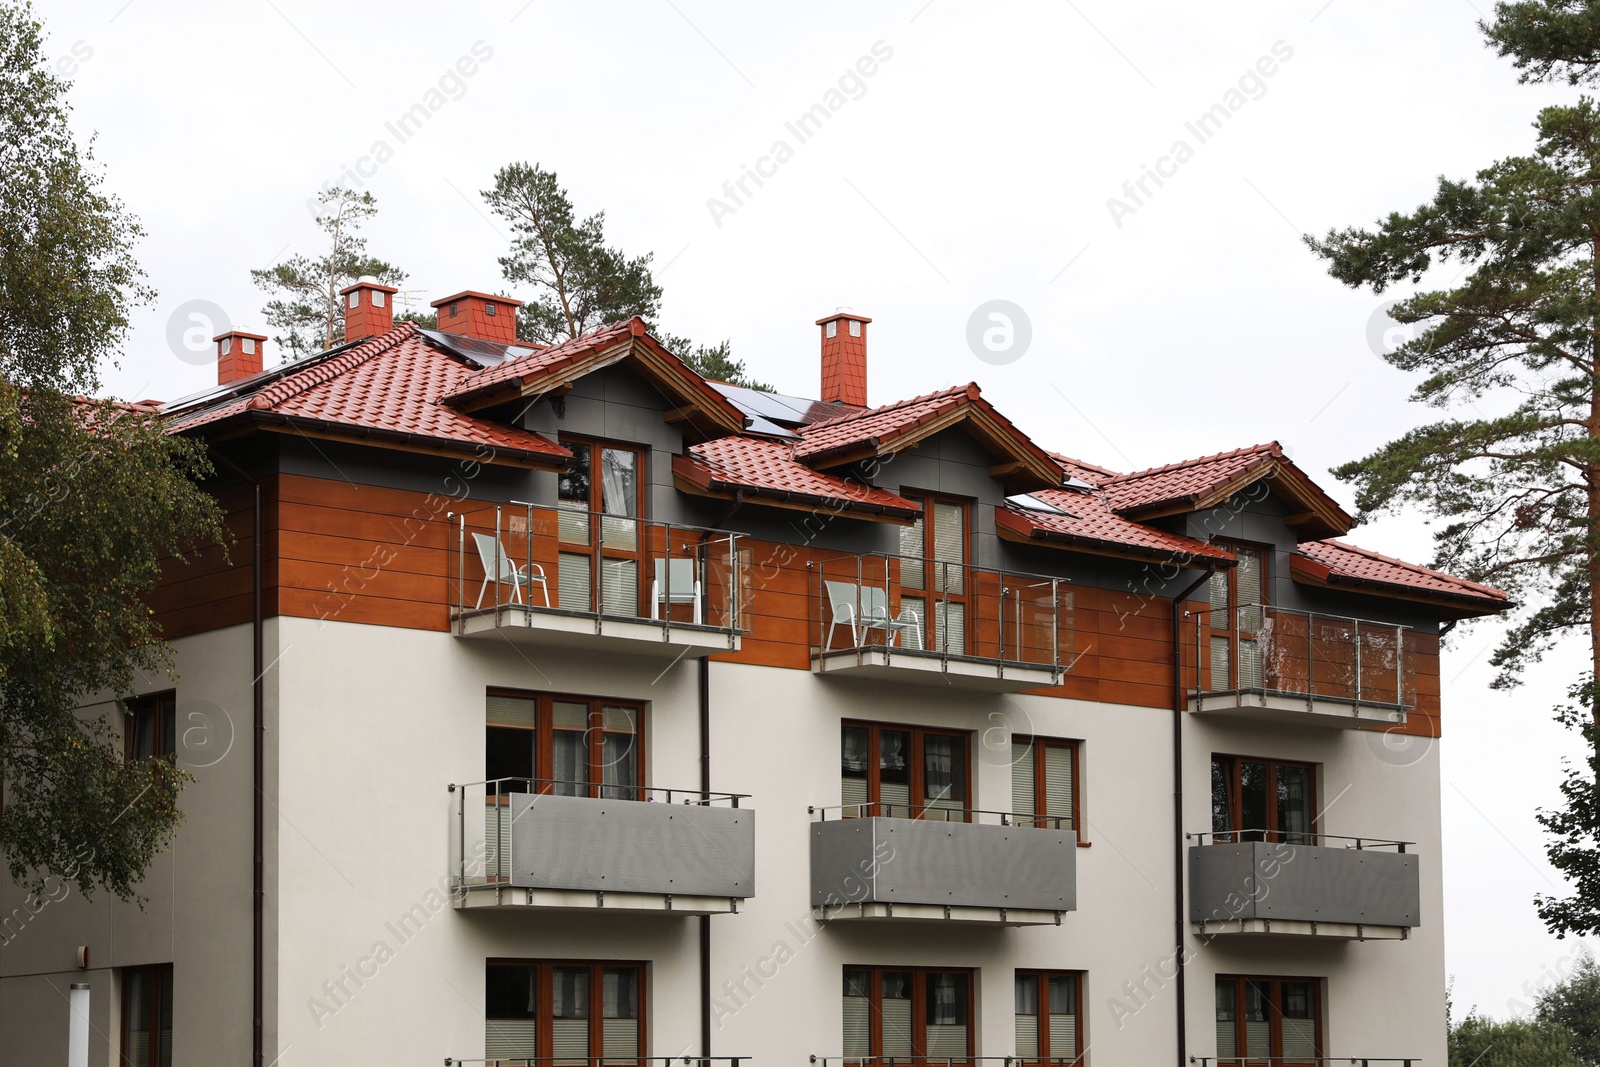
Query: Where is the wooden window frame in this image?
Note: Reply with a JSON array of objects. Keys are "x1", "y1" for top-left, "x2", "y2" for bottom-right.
[
  {"x1": 1014, "y1": 969, "x2": 1086, "y2": 1065},
  {"x1": 486, "y1": 689, "x2": 646, "y2": 800},
  {"x1": 1207, "y1": 541, "x2": 1270, "y2": 691},
  {"x1": 1210, "y1": 753, "x2": 1318, "y2": 844},
  {"x1": 120, "y1": 962, "x2": 172, "y2": 1067},
  {"x1": 1214, "y1": 974, "x2": 1323, "y2": 1065},
  {"x1": 843, "y1": 965, "x2": 976, "y2": 1064},
  {"x1": 486, "y1": 958, "x2": 647, "y2": 1064},
  {"x1": 842, "y1": 720, "x2": 972, "y2": 821},
  {"x1": 1011, "y1": 735, "x2": 1083, "y2": 837},
  {"x1": 898, "y1": 490, "x2": 972, "y2": 656},
  {"x1": 123, "y1": 691, "x2": 177, "y2": 763},
  {"x1": 557, "y1": 436, "x2": 648, "y2": 614}
]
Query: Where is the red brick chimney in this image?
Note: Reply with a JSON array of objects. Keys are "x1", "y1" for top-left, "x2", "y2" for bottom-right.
[
  {"x1": 431, "y1": 290, "x2": 522, "y2": 345},
  {"x1": 341, "y1": 276, "x2": 399, "y2": 341},
  {"x1": 214, "y1": 329, "x2": 267, "y2": 385},
  {"x1": 817, "y1": 308, "x2": 871, "y2": 408}
]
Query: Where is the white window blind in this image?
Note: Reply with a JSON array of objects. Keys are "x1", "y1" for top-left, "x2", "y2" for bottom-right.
[
  {"x1": 485, "y1": 1020, "x2": 536, "y2": 1060},
  {"x1": 1012, "y1": 740, "x2": 1036, "y2": 817},
  {"x1": 600, "y1": 558, "x2": 639, "y2": 617},
  {"x1": 932, "y1": 501, "x2": 964, "y2": 594},
  {"x1": 487, "y1": 695, "x2": 536, "y2": 728},
  {"x1": 900, "y1": 518, "x2": 925, "y2": 590},
  {"x1": 558, "y1": 553, "x2": 591, "y2": 611},
  {"x1": 1044, "y1": 744, "x2": 1074, "y2": 828},
  {"x1": 1210, "y1": 635, "x2": 1231, "y2": 691}
]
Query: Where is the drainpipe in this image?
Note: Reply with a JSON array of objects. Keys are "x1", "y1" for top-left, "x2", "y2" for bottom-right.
[
  {"x1": 1170, "y1": 564, "x2": 1216, "y2": 1067},
  {"x1": 212, "y1": 450, "x2": 265, "y2": 1067},
  {"x1": 699, "y1": 654, "x2": 712, "y2": 1066}
]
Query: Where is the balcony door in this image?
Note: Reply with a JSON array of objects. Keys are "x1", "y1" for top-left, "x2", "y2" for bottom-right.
[
  {"x1": 898, "y1": 494, "x2": 969, "y2": 654},
  {"x1": 1215, "y1": 976, "x2": 1321, "y2": 1066},
  {"x1": 487, "y1": 960, "x2": 643, "y2": 1066},
  {"x1": 1211, "y1": 754, "x2": 1315, "y2": 845},
  {"x1": 1208, "y1": 544, "x2": 1266, "y2": 691},
  {"x1": 842, "y1": 722, "x2": 968, "y2": 821},
  {"x1": 843, "y1": 968, "x2": 973, "y2": 1065},
  {"x1": 558, "y1": 439, "x2": 644, "y2": 616}
]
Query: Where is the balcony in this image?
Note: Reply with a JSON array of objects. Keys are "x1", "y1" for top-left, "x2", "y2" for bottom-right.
[
  {"x1": 808, "y1": 554, "x2": 1071, "y2": 692},
  {"x1": 1190, "y1": 606, "x2": 1413, "y2": 728},
  {"x1": 450, "y1": 503, "x2": 745, "y2": 659},
  {"x1": 1188, "y1": 831, "x2": 1420, "y2": 940},
  {"x1": 450, "y1": 779, "x2": 755, "y2": 915},
  {"x1": 809, "y1": 804, "x2": 1075, "y2": 925},
  {"x1": 1190, "y1": 1060, "x2": 1417, "y2": 1066}
]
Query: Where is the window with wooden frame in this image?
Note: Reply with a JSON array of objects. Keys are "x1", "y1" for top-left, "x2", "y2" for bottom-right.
[
  {"x1": 1210, "y1": 754, "x2": 1315, "y2": 845},
  {"x1": 1207, "y1": 543, "x2": 1267, "y2": 692},
  {"x1": 1214, "y1": 976, "x2": 1321, "y2": 1064},
  {"x1": 557, "y1": 437, "x2": 645, "y2": 616},
  {"x1": 1011, "y1": 736, "x2": 1080, "y2": 834},
  {"x1": 1015, "y1": 970, "x2": 1084, "y2": 1063},
  {"x1": 124, "y1": 691, "x2": 176, "y2": 762},
  {"x1": 487, "y1": 960, "x2": 644, "y2": 1064},
  {"x1": 843, "y1": 967, "x2": 973, "y2": 1063},
  {"x1": 897, "y1": 492, "x2": 970, "y2": 655},
  {"x1": 122, "y1": 963, "x2": 173, "y2": 1067},
  {"x1": 486, "y1": 691, "x2": 643, "y2": 800},
  {"x1": 842, "y1": 721, "x2": 969, "y2": 821}
]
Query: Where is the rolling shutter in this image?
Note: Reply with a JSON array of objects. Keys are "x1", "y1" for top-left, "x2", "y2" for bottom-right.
[
  {"x1": 932, "y1": 502, "x2": 965, "y2": 594},
  {"x1": 1012, "y1": 740, "x2": 1035, "y2": 818},
  {"x1": 485, "y1": 1020, "x2": 537, "y2": 1061},
  {"x1": 558, "y1": 553, "x2": 591, "y2": 611},
  {"x1": 1044, "y1": 744, "x2": 1074, "y2": 830}
]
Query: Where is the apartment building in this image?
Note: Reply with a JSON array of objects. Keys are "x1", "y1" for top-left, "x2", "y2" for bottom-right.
[{"x1": 0, "y1": 280, "x2": 1509, "y2": 1066}]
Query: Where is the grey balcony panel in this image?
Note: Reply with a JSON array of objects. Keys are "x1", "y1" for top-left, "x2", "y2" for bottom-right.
[
  {"x1": 1188, "y1": 842, "x2": 1419, "y2": 929},
  {"x1": 810, "y1": 816, "x2": 1075, "y2": 913},
  {"x1": 506, "y1": 793, "x2": 754, "y2": 898}
]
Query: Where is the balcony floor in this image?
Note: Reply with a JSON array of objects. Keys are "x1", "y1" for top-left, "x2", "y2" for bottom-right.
[
  {"x1": 811, "y1": 646, "x2": 1062, "y2": 692},
  {"x1": 455, "y1": 884, "x2": 743, "y2": 915},
  {"x1": 1190, "y1": 688, "x2": 1405, "y2": 729},
  {"x1": 1194, "y1": 918, "x2": 1410, "y2": 940},
  {"x1": 814, "y1": 901, "x2": 1065, "y2": 926},
  {"x1": 456, "y1": 604, "x2": 740, "y2": 659}
]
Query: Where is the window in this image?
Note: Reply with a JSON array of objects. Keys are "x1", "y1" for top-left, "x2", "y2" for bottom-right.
[
  {"x1": 848, "y1": 319, "x2": 861, "y2": 337},
  {"x1": 1211, "y1": 754, "x2": 1315, "y2": 844},
  {"x1": 373, "y1": 289, "x2": 386, "y2": 307},
  {"x1": 842, "y1": 722, "x2": 968, "y2": 820},
  {"x1": 122, "y1": 964, "x2": 172, "y2": 1067},
  {"x1": 486, "y1": 691, "x2": 643, "y2": 799},
  {"x1": 557, "y1": 438, "x2": 644, "y2": 615},
  {"x1": 1215, "y1": 976, "x2": 1320, "y2": 1064},
  {"x1": 486, "y1": 301, "x2": 498, "y2": 317},
  {"x1": 1015, "y1": 971, "x2": 1083, "y2": 1063},
  {"x1": 242, "y1": 338, "x2": 255, "y2": 355},
  {"x1": 897, "y1": 493, "x2": 970, "y2": 654},
  {"x1": 125, "y1": 692, "x2": 176, "y2": 762},
  {"x1": 1011, "y1": 736, "x2": 1079, "y2": 833},
  {"x1": 826, "y1": 320, "x2": 838, "y2": 338},
  {"x1": 843, "y1": 967, "x2": 972, "y2": 1062},
  {"x1": 1207, "y1": 543, "x2": 1266, "y2": 691},
  {"x1": 487, "y1": 960, "x2": 643, "y2": 1064}
]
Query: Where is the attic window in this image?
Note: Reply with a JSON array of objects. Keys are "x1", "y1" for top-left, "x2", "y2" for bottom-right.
[
  {"x1": 485, "y1": 302, "x2": 497, "y2": 317},
  {"x1": 848, "y1": 319, "x2": 861, "y2": 337},
  {"x1": 1008, "y1": 493, "x2": 1067, "y2": 515},
  {"x1": 826, "y1": 321, "x2": 837, "y2": 338}
]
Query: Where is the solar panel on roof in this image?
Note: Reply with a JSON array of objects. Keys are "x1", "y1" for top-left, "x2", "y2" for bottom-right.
[
  {"x1": 743, "y1": 414, "x2": 798, "y2": 439},
  {"x1": 417, "y1": 329, "x2": 538, "y2": 368},
  {"x1": 710, "y1": 382, "x2": 841, "y2": 427}
]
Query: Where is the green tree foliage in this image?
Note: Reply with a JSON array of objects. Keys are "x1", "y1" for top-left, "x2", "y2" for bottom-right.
[
  {"x1": 250, "y1": 187, "x2": 404, "y2": 360},
  {"x1": 1537, "y1": 949, "x2": 1600, "y2": 1060},
  {"x1": 1306, "y1": 3, "x2": 1600, "y2": 935},
  {"x1": 1485, "y1": 0, "x2": 1600, "y2": 84},
  {"x1": 482, "y1": 162, "x2": 771, "y2": 389},
  {"x1": 0, "y1": 1, "x2": 225, "y2": 899},
  {"x1": 1450, "y1": 1012, "x2": 1584, "y2": 1066}
]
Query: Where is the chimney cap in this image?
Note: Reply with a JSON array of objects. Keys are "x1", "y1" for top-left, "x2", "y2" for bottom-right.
[
  {"x1": 815, "y1": 310, "x2": 872, "y2": 326},
  {"x1": 340, "y1": 277, "x2": 399, "y2": 296},
  {"x1": 212, "y1": 329, "x2": 268, "y2": 342},
  {"x1": 430, "y1": 289, "x2": 524, "y2": 310}
]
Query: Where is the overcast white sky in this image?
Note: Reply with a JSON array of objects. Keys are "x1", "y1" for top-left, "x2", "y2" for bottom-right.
[{"x1": 31, "y1": 0, "x2": 1594, "y2": 1019}]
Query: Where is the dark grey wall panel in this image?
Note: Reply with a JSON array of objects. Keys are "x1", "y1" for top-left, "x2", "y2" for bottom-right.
[
  {"x1": 1188, "y1": 842, "x2": 1420, "y2": 928},
  {"x1": 810, "y1": 817, "x2": 1075, "y2": 912},
  {"x1": 508, "y1": 794, "x2": 754, "y2": 897}
]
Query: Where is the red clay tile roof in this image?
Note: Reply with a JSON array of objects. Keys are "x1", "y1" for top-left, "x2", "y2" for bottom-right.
[
  {"x1": 1293, "y1": 539, "x2": 1511, "y2": 614},
  {"x1": 674, "y1": 436, "x2": 921, "y2": 520},
  {"x1": 998, "y1": 488, "x2": 1236, "y2": 564},
  {"x1": 166, "y1": 324, "x2": 570, "y2": 466},
  {"x1": 1051, "y1": 452, "x2": 1120, "y2": 487},
  {"x1": 1104, "y1": 442, "x2": 1352, "y2": 537},
  {"x1": 439, "y1": 319, "x2": 641, "y2": 404}
]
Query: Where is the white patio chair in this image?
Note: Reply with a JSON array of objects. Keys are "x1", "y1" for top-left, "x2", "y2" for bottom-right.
[
  {"x1": 651, "y1": 558, "x2": 702, "y2": 624},
  {"x1": 824, "y1": 581, "x2": 922, "y2": 650},
  {"x1": 472, "y1": 533, "x2": 548, "y2": 609}
]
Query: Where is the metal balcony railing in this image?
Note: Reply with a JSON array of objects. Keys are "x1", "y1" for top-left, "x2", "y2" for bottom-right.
[
  {"x1": 1193, "y1": 605, "x2": 1414, "y2": 709},
  {"x1": 810, "y1": 1057, "x2": 1081, "y2": 1067},
  {"x1": 1188, "y1": 1060, "x2": 1418, "y2": 1066},
  {"x1": 1188, "y1": 829, "x2": 1412, "y2": 852},
  {"x1": 446, "y1": 1058, "x2": 752, "y2": 1067},
  {"x1": 809, "y1": 802, "x2": 1071, "y2": 829},
  {"x1": 809, "y1": 552, "x2": 1071, "y2": 672},
  {"x1": 450, "y1": 502, "x2": 745, "y2": 635}
]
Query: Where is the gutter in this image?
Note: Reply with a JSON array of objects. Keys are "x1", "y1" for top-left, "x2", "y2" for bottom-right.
[
  {"x1": 1169, "y1": 564, "x2": 1218, "y2": 1067},
  {"x1": 210, "y1": 449, "x2": 265, "y2": 1067}
]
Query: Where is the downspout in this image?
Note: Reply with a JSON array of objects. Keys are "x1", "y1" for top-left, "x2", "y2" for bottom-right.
[
  {"x1": 699, "y1": 654, "x2": 712, "y2": 1066},
  {"x1": 212, "y1": 449, "x2": 265, "y2": 1067},
  {"x1": 1170, "y1": 564, "x2": 1216, "y2": 1067}
]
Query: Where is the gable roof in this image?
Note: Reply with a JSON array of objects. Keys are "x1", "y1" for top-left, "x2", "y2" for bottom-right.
[
  {"x1": 997, "y1": 487, "x2": 1236, "y2": 566},
  {"x1": 1104, "y1": 442, "x2": 1352, "y2": 539},
  {"x1": 673, "y1": 436, "x2": 921, "y2": 523},
  {"x1": 1292, "y1": 539, "x2": 1511, "y2": 617},
  {"x1": 439, "y1": 316, "x2": 747, "y2": 440},
  {"x1": 792, "y1": 383, "x2": 1062, "y2": 492},
  {"x1": 165, "y1": 323, "x2": 570, "y2": 468},
  {"x1": 1050, "y1": 452, "x2": 1120, "y2": 488}
]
